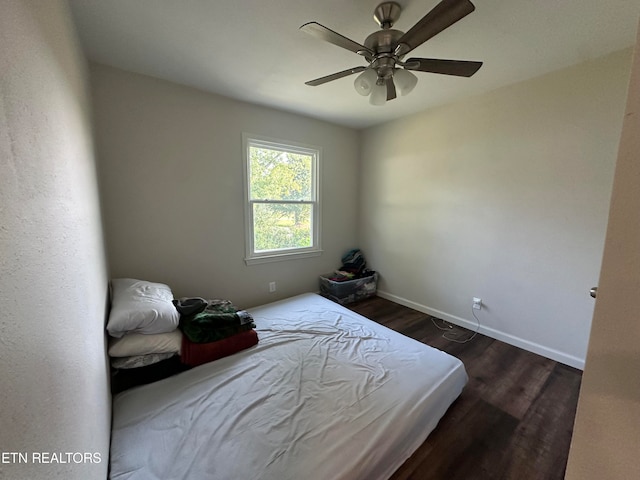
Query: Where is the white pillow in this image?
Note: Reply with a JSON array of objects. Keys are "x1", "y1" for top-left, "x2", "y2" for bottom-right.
[
  {"x1": 107, "y1": 278, "x2": 180, "y2": 337},
  {"x1": 108, "y1": 330, "x2": 183, "y2": 357},
  {"x1": 111, "y1": 353, "x2": 176, "y2": 370}
]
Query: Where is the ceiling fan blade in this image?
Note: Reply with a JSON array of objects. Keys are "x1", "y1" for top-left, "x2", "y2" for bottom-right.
[
  {"x1": 404, "y1": 58, "x2": 482, "y2": 77},
  {"x1": 305, "y1": 66, "x2": 367, "y2": 86},
  {"x1": 300, "y1": 22, "x2": 373, "y2": 56},
  {"x1": 386, "y1": 78, "x2": 397, "y2": 101},
  {"x1": 396, "y1": 0, "x2": 475, "y2": 56}
]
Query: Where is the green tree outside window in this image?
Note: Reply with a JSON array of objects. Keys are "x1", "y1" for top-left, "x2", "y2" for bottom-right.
[{"x1": 249, "y1": 145, "x2": 314, "y2": 252}]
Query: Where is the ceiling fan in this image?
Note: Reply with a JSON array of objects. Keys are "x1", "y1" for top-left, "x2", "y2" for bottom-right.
[{"x1": 300, "y1": 0, "x2": 482, "y2": 105}]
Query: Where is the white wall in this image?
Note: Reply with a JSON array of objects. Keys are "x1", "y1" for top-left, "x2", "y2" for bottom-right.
[
  {"x1": 90, "y1": 64, "x2": 360, "y2": 308},
  {"x1": 359, "y1": 49, "x2": 632, "y2": 368},
  {"x1": 0, "y1": 1, "x2": 110, "y2": 479},
  {"x1": 566, "y1": 24, "x2": 640, "y2": 479}
]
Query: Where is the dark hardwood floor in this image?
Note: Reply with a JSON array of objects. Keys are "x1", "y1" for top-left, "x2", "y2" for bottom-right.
[{"x1": 347, "y1": 296, "x2": 582, "y2": 480}]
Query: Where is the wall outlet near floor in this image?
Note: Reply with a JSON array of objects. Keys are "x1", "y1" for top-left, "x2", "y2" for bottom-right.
[
  {"x1": 473, "y1": 297, "x2": 482, "y2": 310},
  {"x1": 269, "y1": 281, "x2": 277, "y2": 293}
]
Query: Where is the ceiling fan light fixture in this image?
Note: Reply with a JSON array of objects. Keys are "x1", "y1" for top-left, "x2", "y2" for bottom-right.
[
  {"x1": 394, "y1": 68, "x2": 418, "y2": 96},
  {"x1": 369, "y1": 80, "x2": 388, "y2": 106},
  {"x1": 301, "y1": 0, "x2": 483, "y2": 105},
  {"x1": 354, "y1": 68, "x2": 378, "y2": 96}
]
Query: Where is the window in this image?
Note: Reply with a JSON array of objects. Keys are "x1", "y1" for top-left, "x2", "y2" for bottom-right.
[{"x1": 243, "y1": 134, "x2": 321, "y2": 265}]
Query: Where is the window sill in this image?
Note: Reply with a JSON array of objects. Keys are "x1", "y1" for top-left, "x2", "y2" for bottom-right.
[{"x1": 245, "y1": 249, "x2": 323, "y2": 266}]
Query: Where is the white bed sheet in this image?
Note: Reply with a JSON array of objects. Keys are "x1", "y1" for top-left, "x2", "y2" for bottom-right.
[{"x1": 110, "y1": 293, "x2": 467, "y2": 480}]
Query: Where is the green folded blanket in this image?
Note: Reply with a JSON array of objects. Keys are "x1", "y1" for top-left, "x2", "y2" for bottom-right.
[
  {"x1": 174, "y1": 297, "x2": 256, "y2": 343},
  {"x1": 181, "y1": 319, "x2": 255, "y2": 344}
]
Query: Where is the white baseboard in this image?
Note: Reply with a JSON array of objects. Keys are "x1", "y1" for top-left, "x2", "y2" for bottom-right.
[{"x1": 376, "y1": 290, "x2": 585, "y2": 370}]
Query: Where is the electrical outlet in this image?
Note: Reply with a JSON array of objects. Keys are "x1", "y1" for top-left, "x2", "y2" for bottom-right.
[
  {"x1": 473, "y1": 297, "x2": 482, "y2": 310},
  {"x1": 269, "y1": 281, "x2": 276, "y2": 293}
]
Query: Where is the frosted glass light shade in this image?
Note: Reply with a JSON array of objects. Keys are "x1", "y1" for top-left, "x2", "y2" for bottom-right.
[
  {"x1": 353, "y1": 69, "x2": 378, "y2": 96},
  {"x1": 394, "y1": 69, "x2": 418, "y2": 96},
  {"x1": 369, "y1": 82, "x2": 387, "y2": 106}
]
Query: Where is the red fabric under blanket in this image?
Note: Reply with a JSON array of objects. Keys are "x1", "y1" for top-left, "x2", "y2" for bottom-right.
[{"x1": 181, "y1": 329, "x2": 259, "y2": 367}]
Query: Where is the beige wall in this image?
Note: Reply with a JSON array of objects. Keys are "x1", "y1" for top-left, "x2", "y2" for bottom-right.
[
  {"x1": 359, "y1": 49, "x2": 632, "y2": 368},
  {"x1": 0, "y1": 1, "x2": 110, "y2": 479},
  {"x1": 90, "y1": 64, "x2": 360, "y2": 308},
  {"x1": 565, "y1": 25, "x2": 640, "y2": 479}
]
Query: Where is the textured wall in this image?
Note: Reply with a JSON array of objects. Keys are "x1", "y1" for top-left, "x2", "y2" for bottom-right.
[
  {"x1": 90, "y1": 63, "x2": 360, "y2": 308},
  {"x1": 0, "y1": 1, "x2": 110, "y2": 478},
  {"x1": 359, "y1": 49, "x2": 632, "y2": 368}
]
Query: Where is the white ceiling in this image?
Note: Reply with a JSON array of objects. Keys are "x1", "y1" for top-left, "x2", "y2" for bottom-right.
[{"x1": 68, "y1": 0, "x2": 640, "y2": 129}]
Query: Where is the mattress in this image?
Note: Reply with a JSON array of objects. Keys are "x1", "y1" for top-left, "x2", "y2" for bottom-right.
[{"x1": 110, "y1": 293, "x2": 467, "y2": 480}]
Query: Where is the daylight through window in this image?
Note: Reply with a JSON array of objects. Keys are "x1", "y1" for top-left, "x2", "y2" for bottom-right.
[{"x1": 243, "y1": 135, "x2": 321, "y2": 264}]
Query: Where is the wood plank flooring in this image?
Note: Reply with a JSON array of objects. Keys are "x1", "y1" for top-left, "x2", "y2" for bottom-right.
[{"x1": 346, "y1": 296, "x2": 582, "y2": 480}]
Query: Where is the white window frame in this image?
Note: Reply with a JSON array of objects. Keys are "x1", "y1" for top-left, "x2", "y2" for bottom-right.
[{"x1": 242, "y1": 133, "x2": 322, "y2": 265}]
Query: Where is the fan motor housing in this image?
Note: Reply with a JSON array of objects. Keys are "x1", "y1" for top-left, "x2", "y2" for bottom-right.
[{"x1": 364, "y1": 29, "x2": 404, "y2": 60}]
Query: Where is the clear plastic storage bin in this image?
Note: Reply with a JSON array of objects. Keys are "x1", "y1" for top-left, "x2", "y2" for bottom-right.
[{"x1": 319, "y1": 272, "x2": 378, "y2": 305}]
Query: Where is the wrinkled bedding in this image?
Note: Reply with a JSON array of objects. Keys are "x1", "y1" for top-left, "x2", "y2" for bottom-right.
[{"x1": 110, "y1": 293, "x2": 467, "y2": 480}]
